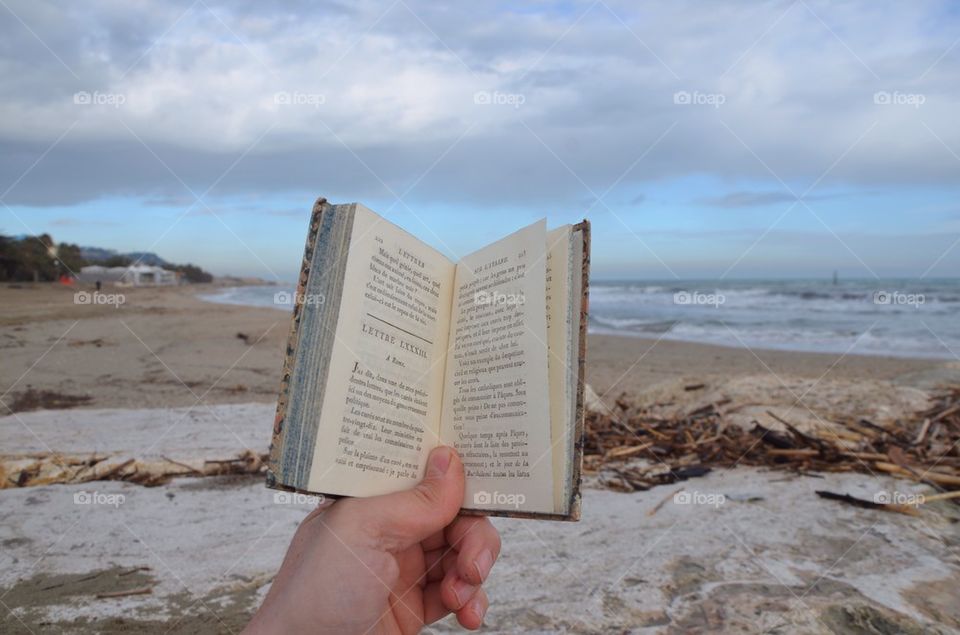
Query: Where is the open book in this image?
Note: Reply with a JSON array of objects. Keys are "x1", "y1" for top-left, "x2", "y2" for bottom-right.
[{"x1": 267, "y1": 198, "x2": 590, "y2": 520}]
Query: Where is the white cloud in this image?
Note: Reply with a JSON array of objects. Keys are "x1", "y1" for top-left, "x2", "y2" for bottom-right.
[{"x1": 0, "y1": 0, "x2": 959, "y2": 206}]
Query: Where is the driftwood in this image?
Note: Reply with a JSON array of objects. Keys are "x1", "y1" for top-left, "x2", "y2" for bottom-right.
[
  {"x1": 815, "y1": 490, "x2": 920, "y2": 517},
  {"x1": 585, "y1": 386, "x2": 960, "y2": 507},
  {"x1": 1, "y1": 450, "x2": 267, "y2": 489},
  {"x1": 95, "y1": 587, "x2": 154, "y2": 599}
]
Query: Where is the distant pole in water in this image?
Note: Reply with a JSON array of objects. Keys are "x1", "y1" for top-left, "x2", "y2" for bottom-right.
[{"x1": 833, "y1": 270, "x2": 839, "y2": 286}]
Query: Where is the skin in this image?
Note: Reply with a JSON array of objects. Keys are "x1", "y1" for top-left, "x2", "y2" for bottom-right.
[{"x1": 244, "y1": 447, "x2": 502, "y2": 634}]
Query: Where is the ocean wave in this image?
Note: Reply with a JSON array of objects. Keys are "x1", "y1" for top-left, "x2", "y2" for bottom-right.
[
  {"x1": 200, "y1": 281, "x2": 960, "y2": 359},
  {"x1": 589, "y1": 315, "x2": 678, "y2": 334},
  {"x1": 198, "y1": 285, "x2": 293, "y2": 311},
  {"x1": 588, "y1": 279, "x2": 960, "y2": 358}
]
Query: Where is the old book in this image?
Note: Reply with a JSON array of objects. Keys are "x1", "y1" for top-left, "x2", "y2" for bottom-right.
[{"x1": 267, "y1": 198, "x2": 590, "y2": 521}]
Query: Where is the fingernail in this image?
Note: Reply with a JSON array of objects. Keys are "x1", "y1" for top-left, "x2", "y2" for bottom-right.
[
  {"x1": 468, "y1": 596, "x2": 486, "y2": 624},
  {"x1": 475, "y1": 549, "x2": 494, "y2": 582},
  {"x1": 427, "y1": 447, "x2": 451, "y2": 477},
  {"x1": 452, "y1": 577, "x2": 474, "y2": 608}
]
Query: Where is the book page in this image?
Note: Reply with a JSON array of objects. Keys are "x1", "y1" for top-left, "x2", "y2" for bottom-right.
[
  {"x1": 306, "y1": 205, "x2": 456, "y2": 496},
  {"x1": 546, "y1": 225, "x2": 575, "y2": 513},
  {"x1": 439, "y1": 220, "x2": 554, "y2": 514}
]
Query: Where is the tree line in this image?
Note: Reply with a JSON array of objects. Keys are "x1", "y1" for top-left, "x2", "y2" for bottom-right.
[{"x1": 0, "y1": 233, "x2": 213, "y2": 283}]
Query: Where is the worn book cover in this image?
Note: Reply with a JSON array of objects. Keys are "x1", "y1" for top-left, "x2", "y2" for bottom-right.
[{"x1": 267, "y1": 197, "x2": 590, "y2": 521}]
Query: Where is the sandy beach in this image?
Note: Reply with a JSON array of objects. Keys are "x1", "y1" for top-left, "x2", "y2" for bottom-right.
[
  {"x1": 2, "y1": 283, "x2": 954, "y2": 414},
  {"x1": 2, "y1": 282, "x2": 960, "y2": 633},
  {"x1": 0, "y1": 284, "x2": 288, "y2": 412}
]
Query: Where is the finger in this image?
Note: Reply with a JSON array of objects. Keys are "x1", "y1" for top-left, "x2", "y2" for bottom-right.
[
  {"x1": 421, "y1": 582, "x2": 451, "y2": 626},
  {"x1": 424, "y1": 549, "x2": 458, "y2": 583},
  {"x1": 421, "y1": 529, "x2": 446, "y2": 552},
  {"x1": 424, "y1": 549, "x2": 444, "y2": 583},
  {"x1": 339, "y1": 447, "x2": 465, "y2": 552},
  {"x1": 456, "y1": 586, "x2": 488, "y2": 630},
  {"x1": 445, "y1": 516, "x2": 501, "y2": 585},
  {"x1": 441, "y1": 567, "x2": 479, "y2": 611}
]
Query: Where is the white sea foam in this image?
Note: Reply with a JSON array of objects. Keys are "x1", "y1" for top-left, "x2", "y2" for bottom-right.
[
  {"x1": 200, "y1": 281, "x2": 960, "y2": 359},
  {"x1": 587, "y1": 279, "x2": 960, "y2": 359}
]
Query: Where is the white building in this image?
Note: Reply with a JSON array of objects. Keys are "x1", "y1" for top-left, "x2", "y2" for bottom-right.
[
  {"x1": 78, "y1": 264, "x2": 178, "y2": 286},
  {"x1": 120, "y1": 264, "x2": 178, "y2": 286}
]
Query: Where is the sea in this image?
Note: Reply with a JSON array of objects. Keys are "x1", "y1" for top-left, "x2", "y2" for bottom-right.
[{"x1": 199, "y1": 279, "x2": 960, "y2": 360}]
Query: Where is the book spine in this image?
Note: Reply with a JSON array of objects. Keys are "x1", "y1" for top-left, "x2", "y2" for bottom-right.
[
  {"x1": 567, "y1": 219, "x2": 590, "y2": 522},
  {"x1": 267, "y1": 199, "x2": 356, "y2": 491}
]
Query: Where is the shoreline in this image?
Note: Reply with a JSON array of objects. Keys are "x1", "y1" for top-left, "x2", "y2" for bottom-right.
[
  {"x1": 200, "y1": 283, "x2": 960, "y2": 362},
  {"x1": 586, "y1": 333, "x2": 957, "y2": 400},
  {"x1": 587, "y1": 327, "x2": 960, "y2": 362},
  {"x1": 1, "y1": 283, "x2": 956, "y2": 413}
]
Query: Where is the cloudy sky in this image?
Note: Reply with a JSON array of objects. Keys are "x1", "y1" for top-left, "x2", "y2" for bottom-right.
[{"x1": 1, "y1": 0, "x2": 958, "y2": 281}]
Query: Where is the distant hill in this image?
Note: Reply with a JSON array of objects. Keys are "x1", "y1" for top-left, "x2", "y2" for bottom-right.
[
  {"x1": 125, "y1": 252, "x2": 169, "y2": 266},
  {"x1": 80, "y1": 247, "x2": 168, "y2": 266},
  {"x1": 78, "y1": 247, "x2": 114, "y2": 262}
]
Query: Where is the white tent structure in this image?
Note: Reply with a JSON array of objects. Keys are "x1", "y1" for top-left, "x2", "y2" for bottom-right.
[
  {"x1": 120, "y1": 264, "x2": 178, "y2": 286},
  {"x1": 78, "y1": 264, "x2": 178, "y2": 287},
  {"x1": 77, "y1": 266, "x2": 127, "y2": 284}
]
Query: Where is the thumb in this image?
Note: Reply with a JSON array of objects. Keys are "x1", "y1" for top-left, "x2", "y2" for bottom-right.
[{"x1": 349, "y1": 446, "x2": 465, "y2": 552}]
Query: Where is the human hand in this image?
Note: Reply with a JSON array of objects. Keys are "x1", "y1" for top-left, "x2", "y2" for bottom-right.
[{"x1": 244, "y1": 447, "x2": 501, "y2": 634}]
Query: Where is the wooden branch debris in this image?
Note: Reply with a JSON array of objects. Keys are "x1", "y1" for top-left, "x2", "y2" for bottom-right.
[
  {"x1": 815, "y1": 490, "x2": 920, "y2": 517},
  {"x1": 584, "y1": 386, "x2": 960, "y2": 509},
  {"x1": 647, "y1": 486, "x2": 684, "y2": 517},
  {"x1": 95, "y1": 586, "x2": 154, "y2": 599},
  {"x1": 1, "y1": 450, "x2": 267, "y2": 489}
]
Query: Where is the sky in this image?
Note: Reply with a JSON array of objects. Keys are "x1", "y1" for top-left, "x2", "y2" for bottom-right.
[{"x1": 1, "y1": 0, "x2": 958, "y2": 282}]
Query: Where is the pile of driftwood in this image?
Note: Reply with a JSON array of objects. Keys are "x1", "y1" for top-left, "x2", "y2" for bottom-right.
[
  {"x1": 1, "y1": 450, "x2": 267, "y2": 489},
  {"x1": 584, "y1": 386, "x2": 960, "y2": 503}
]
